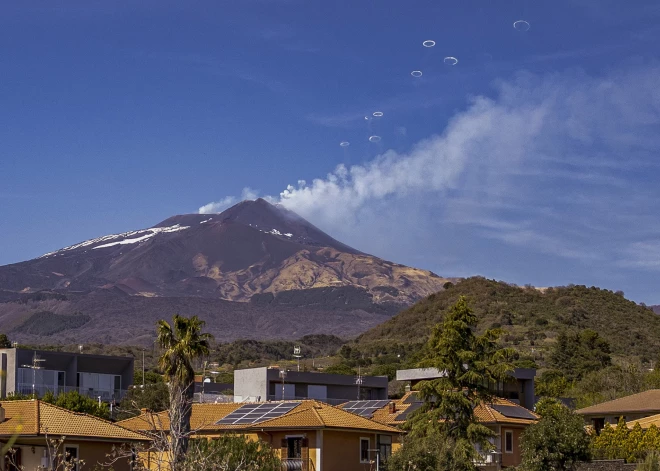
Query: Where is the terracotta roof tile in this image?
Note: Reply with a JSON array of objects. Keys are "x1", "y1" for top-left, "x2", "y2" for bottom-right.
[
  {"x1": 0, "y1": 401, "x2": 39, "y2": 436},
  {"x1": 366, "y1": 393, "x2": 538, "y2": 427},
  {"x1": 627, "y1": 413, "x2": 660, "y2": 429},
  {"x1": 576, "y1": 390, "x2": 660, "y2": 416},
  {"x1": 0, "y1": 400, "x2": 147, "y2": 441},
  {"x1": 119, "y1": 401, "x2": 400, "y2": 434}
]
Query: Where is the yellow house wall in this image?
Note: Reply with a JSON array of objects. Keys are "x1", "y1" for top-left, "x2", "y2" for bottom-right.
[
  {"x1": 322, "y1": 430, "x2": 381, "y2": 471},
  {"x1": 1, "y1": 441, "x2": 134, "y2": 471}
]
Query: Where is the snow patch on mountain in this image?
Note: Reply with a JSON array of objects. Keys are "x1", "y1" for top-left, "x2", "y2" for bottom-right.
[{"x1": 40, "y1": 224, "x2": 190, "y2": 257}]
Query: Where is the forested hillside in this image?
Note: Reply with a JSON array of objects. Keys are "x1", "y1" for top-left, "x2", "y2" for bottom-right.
[{"x1": 356, "y1": 277, "x2": 660, "y2": 364}]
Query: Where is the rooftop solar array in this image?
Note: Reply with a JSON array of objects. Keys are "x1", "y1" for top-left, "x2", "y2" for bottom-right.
[
  {"x1": 395, "y1": 401, "x2": 423, "y2": 421},
  {"x1": 491, "y1": 404, "x2": 537, "y2": 420},
  {"x1": 403, "y1": 392, "x2": 419, "y2": 404},
  {"x1": 342, "y1": 400, "x2": 390, "y2": 418},
  {"x1": 216, "y1": 402, "x2": 301, "y2": 425}
]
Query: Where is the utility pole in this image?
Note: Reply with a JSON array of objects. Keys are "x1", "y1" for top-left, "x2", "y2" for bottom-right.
[{"x1": 142, "y1": 349, "x2": 145, "y2": 389}]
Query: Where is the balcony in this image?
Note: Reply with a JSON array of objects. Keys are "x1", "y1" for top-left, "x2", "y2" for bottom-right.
[
  {"x1": 281, "y1": 459, "x2": 315, "y2": 471},
  {"x1": 16, "y1": 383, "x2": 129, "y2": 402}
]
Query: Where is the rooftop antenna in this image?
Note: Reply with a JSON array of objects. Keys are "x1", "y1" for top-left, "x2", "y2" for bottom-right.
[
  {"x1": 293, "y1": 346, "x2": 302, "y2": 372},
  {"x1": 21, "y1": 352, "x2": 45, "y2": 397},
  {"x1": 355, "y1": 366, "x2": 364, "y2": 400}
]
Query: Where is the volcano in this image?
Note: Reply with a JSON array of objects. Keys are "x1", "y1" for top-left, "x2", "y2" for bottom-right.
[{"x1": 0, "y1": 199, "x2": 450, "y2": 344}]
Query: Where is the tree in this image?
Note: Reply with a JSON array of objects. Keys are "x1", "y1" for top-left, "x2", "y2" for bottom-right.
[
  {"x1": 116, "y1": 382, "x2": 170, "y2": 421},
  {"x1": 182, "y1": 434, "x2": 281, "y2": 471},
  {"x1": 157, "y1": 315, "x2": 212, "y2": 468},
  {"x1": 535, "y1": 369, "x2": 571, "y2": 398},
  {"x1": 42, "y1": 390, "x2": 110, "y2": 419},
  {"x1": 385, "y1": 433, "x2": 456, "y2": 471},
  {"x1": 592, "y1": 418, "x2": 629, "y2": 460},
  {"x1": 402, "y1": 296, "x2": 515, "y2": 471},
  {"x1": 0, "y1": 333, "x2": 11, "y2": 348},
  {"x1": 550, "y1": 330, "x2": 611, "y2": 381},
  {"x1": 519, "y1": 398, "x2": 591, "y2": 471}
]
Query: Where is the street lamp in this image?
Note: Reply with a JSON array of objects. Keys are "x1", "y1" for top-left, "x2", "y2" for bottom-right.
[{"x1": 279, "y1": 369, "x2": 287, "y2": 400}]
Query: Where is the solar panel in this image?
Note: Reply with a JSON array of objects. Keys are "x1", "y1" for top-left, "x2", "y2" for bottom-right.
[
  {"x1": 395, "y1": 401, "x2": 423, "y2": 421},
  {"x1": 341, "y1": 400, "x2": 390, "y2": 418},
  {"x1": 217, "y1": 402, "x2": 301, "y2": 425},
  {"x1": 491, "y1": 404, "x2": 537, "y2": 420},
  {"x1": 342, "y1": 400, "x2": 389, "y2": 410},
  {"x1": 403, "y1": 393, "x2": 419, "y2": 404}
]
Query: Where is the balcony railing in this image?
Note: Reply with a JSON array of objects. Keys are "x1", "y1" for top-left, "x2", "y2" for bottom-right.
[
  {"x1": 267, "y1": 395, "x2": 364, "y2": 406},
  {"x1": 281, "y1": 459, "x2": 315, "y2": 471},
  {"x1": 16, "y1": 383, "x2": 129, "y2": 402},
  {"x1": 475, "y1": 452, "x2": 501, "y2": 466}
]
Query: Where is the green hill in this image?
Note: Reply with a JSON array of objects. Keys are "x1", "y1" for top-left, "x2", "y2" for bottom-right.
[{"x1": 355, "y1": 277, "x2": 660, "y2": 365}]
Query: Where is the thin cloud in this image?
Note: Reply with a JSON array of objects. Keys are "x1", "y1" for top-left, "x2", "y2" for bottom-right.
[{"x1": 200, "y1": 65, "x2": 660, "y2": 279}]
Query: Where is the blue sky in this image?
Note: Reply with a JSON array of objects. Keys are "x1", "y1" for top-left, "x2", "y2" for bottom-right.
[{"x1": 2, "y1": 0, "x2": 660, "y2": 302}]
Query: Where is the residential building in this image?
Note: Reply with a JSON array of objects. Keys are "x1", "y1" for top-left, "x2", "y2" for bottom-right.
[
  {"x1": 233, "y1": 367, "x2": 388, "y2": 404},
  {"x1": 576, "y1": 389, "x2": 660, "y2": 432},
  {"x1": 0, "y1": 348, "x2": 133, "y2": 402},
  {"x1": 119, "y1": 399, "x2": 402, "y2": 471},
  {"x1": 396, "y1": 367, "x2": 537, "y2": 409},
  {"x1": 0, "y1": 400, "x2": 148, "y2": 471},
  {"x1": 353, "y1": 391, "x2": 539, "y2": 470}
]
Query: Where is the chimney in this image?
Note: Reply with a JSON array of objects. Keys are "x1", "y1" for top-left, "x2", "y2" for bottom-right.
[
  {"x1": 388, "y1": 402, "x2": 396, "y2": 414},
  {"x1": 0, "y1": 404, "x2": 5, "y2": 423}
]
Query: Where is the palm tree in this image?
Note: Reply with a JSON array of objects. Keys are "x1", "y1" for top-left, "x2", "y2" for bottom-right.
[{"x1": 157, "y1": 315, "x2": 212, "y2": 466}]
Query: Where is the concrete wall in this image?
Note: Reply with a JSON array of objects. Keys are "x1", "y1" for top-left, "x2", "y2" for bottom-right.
[
  {"x1": 234, "y1": 367, "x2": 269, "y2": 402},
  {"x1": 236, "y1": 367, "x2": 388, "y2": 403},
  {"x1": 0, "y1": 350, "x2": 17, "y2": 396},
  {"x1": 577, "y1": 460, "x2": 637, "y2": 471}
]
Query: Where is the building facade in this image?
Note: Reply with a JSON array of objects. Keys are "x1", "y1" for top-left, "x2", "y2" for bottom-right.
[
  {"x1": 233, "y1": 367, "x2": 388, "y2": 404},
  {"x1": 0, "y1": 400, "x2": 147, "y2": 471},
  {"x1": 0, "y1": 348, "x2": 133, "y2": 402},
  {"x1": 396, "y1": 367, "x2": 536, "y2": 409},
  {"x1": 119, "y1": 400, "x2": 402, "y2": 471}
]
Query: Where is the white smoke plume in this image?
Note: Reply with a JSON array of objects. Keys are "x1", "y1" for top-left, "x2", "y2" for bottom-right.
[
  {"x1": 199, "y1": 65, "x2": 660, "y2": 295},
  {"x1": 199, "y1": 187, "x2": 259, "y2": 214}
]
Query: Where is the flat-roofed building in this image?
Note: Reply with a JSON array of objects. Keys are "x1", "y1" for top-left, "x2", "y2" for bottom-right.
[
  {"x1": 0, "y1": 348, "x2": 133, "y2": 402},
  {"x1": 233, "y1": 367, "x2": 388, "y2": 405},
  {"x1": 395, "y1": 367, "x2": 536, "y2": 409}
]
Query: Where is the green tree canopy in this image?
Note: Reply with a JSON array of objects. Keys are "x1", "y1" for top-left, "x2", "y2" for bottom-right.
[
  {"x1": 401, "y1": 296, "x2": 515, "y2": 471},
  {"x1": 182, "y1": 434, "x2": 280, "y2": 471},
  {"x1": 520, "y1": 398, "x2": 591, "y2": 471},
  {"x1": 550, "y1": 329, "x2": 611, "y2": 381},
  {"x1": 41, "y1": 390, "x2": 110, "y2": 419},
  {"x1": 0, "y1": 333, "x2": 11, "y2": 348}
]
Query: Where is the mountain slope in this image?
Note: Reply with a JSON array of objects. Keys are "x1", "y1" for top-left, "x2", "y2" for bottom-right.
[
  {"x1": 356, "y1": 277, "x2": 660, "y2": 362},
  {"x1": 0, "y1": 199, "x2": 450, "y2": 344}
]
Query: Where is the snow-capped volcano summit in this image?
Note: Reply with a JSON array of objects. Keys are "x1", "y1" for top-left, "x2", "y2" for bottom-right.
[{"x1": 0, "y1": 199, "x2": 450, "y2": 344}]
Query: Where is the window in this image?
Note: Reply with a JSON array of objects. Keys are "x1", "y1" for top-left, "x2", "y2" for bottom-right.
[
  {"x1": 378, "y1": 435, "x2": 392, "y2": 460},
  {"x1": 360, "y1": 438, "x2": 370, "y2": 463},
  {"x1": 65, "y1": 446, "x2": 79, "y2": 471},
  {"x1": 504, "y1": 430, "x2": 514, "y2": 454},
  {"x1": 4, "y1": 447, "x2": 21, "y2": 471},
  {"x1": 287, "y1": 437, "x2": 302, "y2": 459}
]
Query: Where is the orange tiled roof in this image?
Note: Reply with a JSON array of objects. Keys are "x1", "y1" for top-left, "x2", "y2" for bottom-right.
[
  {"x1": 627, "y1": 413, "x2": 660, "y2": 429},
  {"x1": 368, "y1": 392, "x2": 538, "y2": 427},
  {"x1": 576, "y1": 390, "x2": 660, "y2": 416},
  {"x1": 0, "y1": 400, "x2": 147, "y2": 441},
  {"x1": 118, "y1": 400, "x2": 399, "y2": 434}
]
